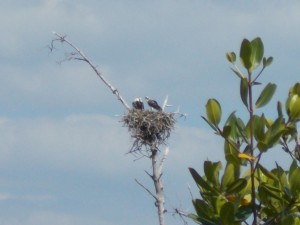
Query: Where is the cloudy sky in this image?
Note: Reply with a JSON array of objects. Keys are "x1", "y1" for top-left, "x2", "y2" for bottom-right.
[{"x1": 1, "y1": 0, "x2": 300, "y2": 224}]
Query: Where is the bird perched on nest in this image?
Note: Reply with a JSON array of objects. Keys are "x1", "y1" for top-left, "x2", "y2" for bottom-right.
[
  {"x1": 145, "y1": 96, "x2": 162, "y2": 111},
  {"x1": 132, "y1": 98, "x2": 144, "y2": 110}
]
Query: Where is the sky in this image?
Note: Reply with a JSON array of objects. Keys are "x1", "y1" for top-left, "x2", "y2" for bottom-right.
[{"x1": 0, "y1": 0, "x2": 300, "y2": 224}]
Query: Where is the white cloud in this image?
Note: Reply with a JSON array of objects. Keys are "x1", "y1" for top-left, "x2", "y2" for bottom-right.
[
  {"x1": 0, "y1": 114, "x2": 132, "y2": 174},
  {"x1": 0, "y1": 114, "x2": 224, "y2": 175},
  {"x1": 1, "y1": 0, "x2": 300, "y2": 119}
]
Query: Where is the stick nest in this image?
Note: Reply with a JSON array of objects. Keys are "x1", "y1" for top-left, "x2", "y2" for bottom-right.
[{"x1": 122, "y1": 110, "x2": 176, "y2": 153}]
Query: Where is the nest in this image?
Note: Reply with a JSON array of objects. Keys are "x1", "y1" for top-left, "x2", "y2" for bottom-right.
[{"x1": 122, "y1": 109, "x2": 176, "y2": 153}]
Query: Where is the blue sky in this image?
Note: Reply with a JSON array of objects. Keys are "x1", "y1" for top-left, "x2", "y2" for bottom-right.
[{"x1": 1, "y1": 1, "x2": 300, "y2": 224}]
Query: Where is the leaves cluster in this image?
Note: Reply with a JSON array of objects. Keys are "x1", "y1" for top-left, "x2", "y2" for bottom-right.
[{"x1": 189, "y1": 38, "x2": 300, "y2": 225}]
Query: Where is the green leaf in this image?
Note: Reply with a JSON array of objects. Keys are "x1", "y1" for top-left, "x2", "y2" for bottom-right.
[
  {"x1": 224, "y1": 141, "x2": 240, "y2": 166},
  {"x1": 230, "y1": 68, "x2": 244, "y2": 79},
  {"x1": 267, "y1": 117, "x2": 286, "y2": 147},
  {"x1": 257, "y1": 141, "x2": 268, "y2": 152},
  {"x1": 258, "y1": 164, "x2": 279, "y2": 182},
  {"x1": 253, "y1": 81, "x2": 262, "y2": 85},
  {"x1": 235, "y1": 118, "x2": 249, "y2": 144},
  {"x1": 286, "y1": 83, "x2": 300, "y2": 122},
  {"x1": 224, "y1": 112, "x2": 241, "y2": 141},
  {"x1": 255, "y1": 83, "x2": 277, "y2": 108},
  {"x1": 289, "y1": 166, "x2": 300, "y2": 197},
  {"x1": 281, "y1": 215, "x2": 300, "y2": 225},
  {"x1": 289, "y1": 160, "x2": 298, "y2": 176},
  {"x1": 259, "y1": 183, "x2": 283, "y2": 201},
  {"x1": 226, "y1": 52, "x2": 236, "y2": 63},
  {"x1": 250, "y1": 37, "x2": 264, "y2": 71},
  {"x1": 258, "y1": 117, "x2": 286, "y2": 152},
  {"x1": 288, "y1": 82, "x2": 300, "y2": 96},
  {"x1": 189, "y1": 168, "x2": 219, "y2": 195},
  {"x1": 215, "y1": 195, "x2": 227, "y2": 214},
  {"x1": 239, "y1": 39, "x2": 252, "y2": 71},
  {"x1": 235, "y1": 206, "x2": 252, "y2": 222},
  {"x1": 192, "y1": 199, "x2": 213, "y2": 222},
  {"x1": 221, "y1": 162, "x2": 240, "y2": 190},
  {"x1": 222, "y1": 125, "x2": 232, "y2": 139},
  {"x1": 263, "y1": 56, "x2": 273, "y2": 67},
  {"x1": 286, "y1": 94, "x2": 300, "y2": 122},
  {"x1": 220, "y1": 202, "x2": 235, "y2": 225},
  {"x1": 206, "y1": 99, "x2": 222, "y2": 126},
  {"x1": 188, "y1": 213, "x2": 218, "y2": 225},
  {"x1": 240, "y1": 78, "x2": 249, "y2": 108},
  {"x1": 226, "y1": 178, "x2": 247, "y2": 194},
  {"x1": 204, "y1": 161, "x2": 222, "y2": 188},
  {"x1": 253, "y1": 114, "x2": 265, "y2": 142}
]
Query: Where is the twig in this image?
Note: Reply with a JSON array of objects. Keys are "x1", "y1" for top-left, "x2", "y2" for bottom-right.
[
  {"x1": 159, "y1": 147, "x2": 169, "y2": 174},
  {"x1": 145, "y1": 170, "x2": 153, "y2": 179},
  {"x1": 187, "y1": 184, "x2": 194, "y2": 200},
  {"x1": 135, "y1": 179, "x2": 157, "y2": 200},
  {"x1": 173, "y1": 208, "x2": 189, "y2": 225},
  {"x1": 162, "y1": 95, "x2": 169, "y2": 111},
  {"x1": 49, "y1": 32, "x2": 131, "y2": 111}
]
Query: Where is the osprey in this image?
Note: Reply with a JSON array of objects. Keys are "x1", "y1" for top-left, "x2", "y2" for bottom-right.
[
  {"x1": 132, "y1": 98, "x2": 144, "y2": 110},
  {"x1": 145, "y1": 96, "x2": 162, "y2": 111}
]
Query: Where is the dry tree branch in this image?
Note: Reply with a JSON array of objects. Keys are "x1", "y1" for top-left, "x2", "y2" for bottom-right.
[
  {"x1": 49, "y1": 32, "x2": 131, "y2": 111},
  {"x1": 135, "y1": 179, "x2": 157, "y2": 200},
  {"x1": 151, "y1": 147, "x2": 166, "y2": 225},
  {"x1": 159, "y1": 147, "x2": 169, "y2": 174},
  {"x1": 48, "y1": 33, "x2": 182, "y2": 225},
  {"x1": 173, "y1": 208, "x2": 189, "y2": 225}
]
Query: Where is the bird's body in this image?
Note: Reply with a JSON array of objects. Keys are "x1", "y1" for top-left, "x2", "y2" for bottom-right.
[
  {"x1": 132, "y1": 98, "x2": 144, "y2": 110},
  {"x1": 145, "y1": 96, "x2": 162, "y2": 111}
]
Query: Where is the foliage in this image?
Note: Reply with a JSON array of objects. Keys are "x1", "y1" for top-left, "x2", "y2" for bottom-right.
[{"x1": 189, "y1": 38, "x2": 300, "y2": 225}]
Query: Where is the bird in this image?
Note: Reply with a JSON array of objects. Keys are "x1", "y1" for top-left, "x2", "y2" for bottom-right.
[
  {"x1": 132, "y1": 98, "x2": 144, "y2": 110},
  {"x1": 145, "y1": 96, "x2": 162, "y2": 111}
]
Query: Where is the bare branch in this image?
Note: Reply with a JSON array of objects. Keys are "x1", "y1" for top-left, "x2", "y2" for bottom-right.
[
  {"x1": 162, "y1": 95, "x2": 169, "y2": 111},
  {"x1": 173, "y1": 208, "x2": 189, "y2": 225},
  {"x1": 151, "y1": 148, "x2": 166, "y2": 225},
  {"x1": 50, "y1": 32, "x2": 131, "y2": 111},
  {"x1": 135, "y1": 179, "x2": 157, "y2": 201},
  {"x1": 144, "y1": 170, "x2": 153, "y2": 179},
  {"x1": 159, "y1": 147, "x2": 169, "y2": 174}
]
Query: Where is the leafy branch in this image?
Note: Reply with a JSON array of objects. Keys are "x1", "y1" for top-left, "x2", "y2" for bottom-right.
[{"x1": 187, "y1": 37, "x2": 300, "y2": 225}]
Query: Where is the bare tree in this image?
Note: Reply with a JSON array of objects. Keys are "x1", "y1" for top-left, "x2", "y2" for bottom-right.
[{"x1": 49, "y1": 32, "x2": 185, "y2": 225}]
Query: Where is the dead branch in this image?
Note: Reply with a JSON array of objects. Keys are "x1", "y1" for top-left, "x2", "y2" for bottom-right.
[
  {"x1": 173, "y1": 208, "x2": 189, "y2": 225},
  {"x1": 48, "y1": 33, "x2": 179, "y2": 225},
  {"x1": 151, "y1": 148, "x2": 166, "y2": 225},
  {"x1": 135, "y1": 179, "x2": 157, "y2": 200},
  {"x1": 49, "y1": 32, "x2": 131, "y2": 111},
  {"x1": 159, "y1": 147, "x2": 169, "y2": 174}
]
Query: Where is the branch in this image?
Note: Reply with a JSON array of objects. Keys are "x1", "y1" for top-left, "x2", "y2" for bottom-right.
[
  {"x1": 173, "y1": 208, "x2": 189, "y2": 225},
  {"x1": 135, "y1": 179, "x2": 157, "y2": 200},
  {"x1": 162, "y1": 95, "x2": 172, "y2": 111},
  {"x1": 151, "y1": 148, "x2": 166, "y2": 225},
  {"x1": 159, "y1": 147, "x2": 169, "y2": 174},
  {"x1": 49, "y1": 32, "x2": 131, "y2": 111}
]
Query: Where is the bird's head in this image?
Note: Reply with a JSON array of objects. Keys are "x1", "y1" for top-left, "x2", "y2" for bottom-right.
[{"x1": 134, "y1": 97, "x2": 142, "y2": 102}]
